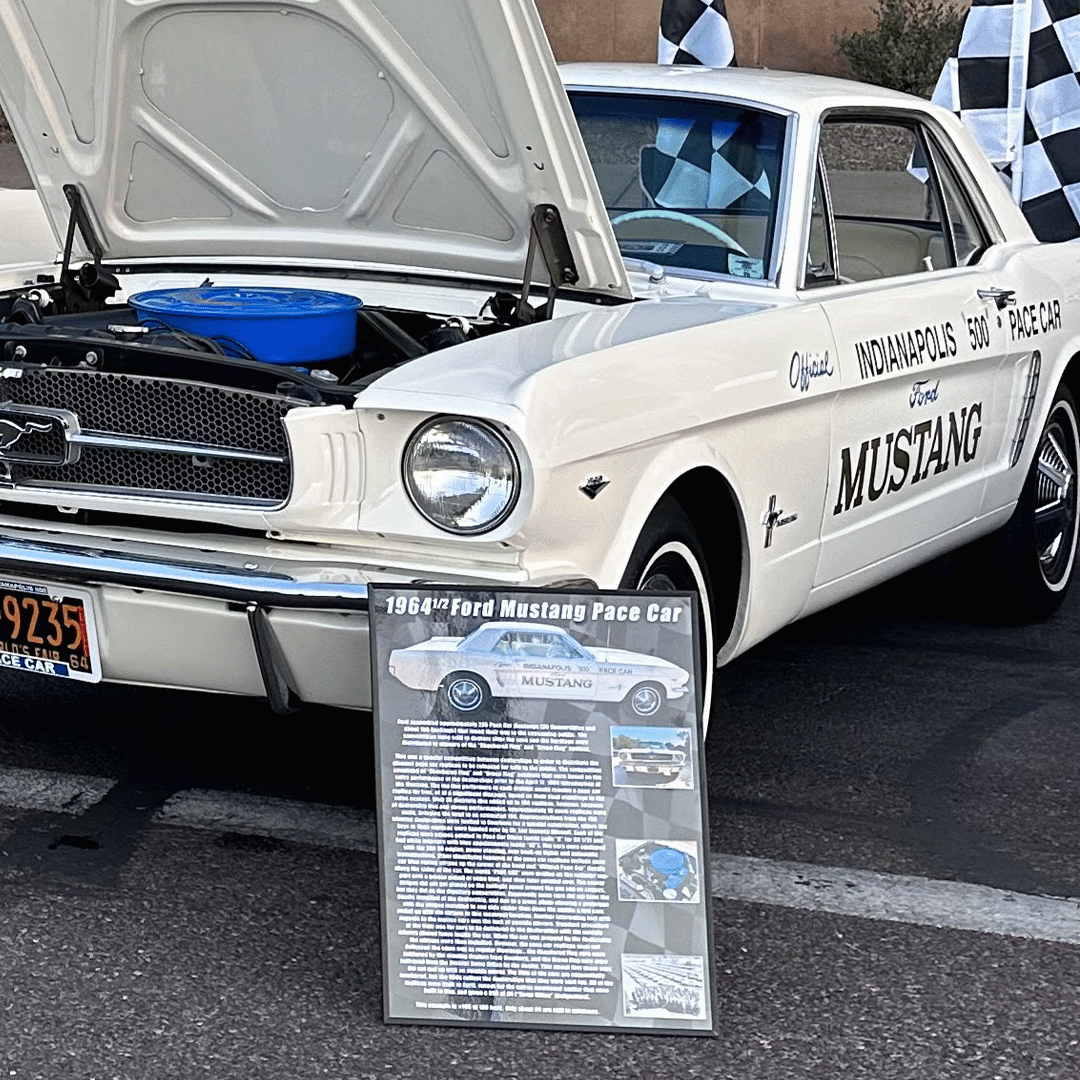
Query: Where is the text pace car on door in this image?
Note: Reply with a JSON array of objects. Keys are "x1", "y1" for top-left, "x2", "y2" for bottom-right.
[
  {"x1": 0, "y1": 0, "x2": 1073, "y2": 728},
  {"x1": 388, "y1": 621, "x2": 691, "y2": 716}
]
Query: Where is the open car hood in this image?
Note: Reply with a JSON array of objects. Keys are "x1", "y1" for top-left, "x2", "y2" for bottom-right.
[{"x1": 0, "y1": 0, "x2": 630, "y2": 297}]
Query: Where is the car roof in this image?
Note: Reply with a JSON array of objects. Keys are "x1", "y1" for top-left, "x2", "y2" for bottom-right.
[
  {"x1": 559, "y1": 63, "x2": 932, "y2": 117},
  {"x1": 471, "y1": 622, "x2": 568, "y2": 634}
]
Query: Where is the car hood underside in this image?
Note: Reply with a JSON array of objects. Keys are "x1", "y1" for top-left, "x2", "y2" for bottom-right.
[{"x1": 0, "y1": 0, "x2": 629, "y2": 298}]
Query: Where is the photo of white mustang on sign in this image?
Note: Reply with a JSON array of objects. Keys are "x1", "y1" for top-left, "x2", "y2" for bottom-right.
[{"x1": 387, "y1": 621, "x2": 691, "y2": 717}]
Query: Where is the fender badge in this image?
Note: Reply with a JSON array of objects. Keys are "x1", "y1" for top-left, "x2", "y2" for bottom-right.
[
  {"x1": 763, "y1": 495, "x2": 798, "y2": 549},
  {"x1": 580, "y1": 476, "x2": 611, "y2": 500}
]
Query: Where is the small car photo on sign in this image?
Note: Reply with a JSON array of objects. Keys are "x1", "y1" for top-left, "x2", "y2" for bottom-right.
[
  {"x1": 611, "y1": 726, "x2": 693, "y2": 789},
  {"x1": 616, "y1": 839, "x2": 700, "y2": 903},
  {"x1": 387, "y1": 620, "x2": 692, "y2": 721}
]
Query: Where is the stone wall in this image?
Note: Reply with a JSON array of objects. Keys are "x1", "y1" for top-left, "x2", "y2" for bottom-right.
[{"x1": 535, "y1": 0, "x2": 880, "y2": 76}]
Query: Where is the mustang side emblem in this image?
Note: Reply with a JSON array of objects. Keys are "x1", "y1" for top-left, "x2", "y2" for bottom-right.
[
  {"x1": 0, "y1": 418, "x2": 52, "y2": 452},
  {"x1": 763, "y1": 495, "x2": 798, "y2": 549},
  {"x1": 580, "y1": 476, "x2": 611, "y2": 500}
]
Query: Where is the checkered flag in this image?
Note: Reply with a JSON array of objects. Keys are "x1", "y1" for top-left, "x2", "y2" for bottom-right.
[
  {"x1": 659, "y1": 0, "x2": 736, "y2": 67},
  {"x1": 931, "y1": 0, "x2": 1080, "y2": 242},
  {"x1": 643, "y1": 116, "x2": 772, "y2": 211},
  {"x1": 652, "y1": 0, "x2": 767, "y2": 216}
]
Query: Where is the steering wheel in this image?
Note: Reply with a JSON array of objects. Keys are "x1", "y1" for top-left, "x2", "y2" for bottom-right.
[{"x1": 610, "y1": 209, "x2": 748, "y2": 256}]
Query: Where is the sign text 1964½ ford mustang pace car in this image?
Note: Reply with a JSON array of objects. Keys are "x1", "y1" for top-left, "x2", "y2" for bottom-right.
[{"x1": 0, "y1": 0, "x2": 1074, "y2": 726}]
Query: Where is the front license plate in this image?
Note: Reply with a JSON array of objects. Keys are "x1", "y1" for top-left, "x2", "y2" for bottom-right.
[{"x1": 0, "y1": 580, "x2": 100, "y2": 683}]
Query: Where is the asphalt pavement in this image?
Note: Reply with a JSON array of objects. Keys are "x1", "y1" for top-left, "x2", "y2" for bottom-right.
[{"x1": 0, "y1": 558, "x2": 1075, "y2": 1077}]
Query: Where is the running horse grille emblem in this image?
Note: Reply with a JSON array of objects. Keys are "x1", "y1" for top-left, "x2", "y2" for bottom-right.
[
  {"x1": 0, "y1": 418, "x2": 53, "y2": 451},
  {"x1": 0, "y1": 409, "x2": 73, "y2": 465}
]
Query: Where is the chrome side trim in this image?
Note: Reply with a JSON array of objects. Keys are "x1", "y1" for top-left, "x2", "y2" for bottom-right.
[{"x1": 1011, "y1": 350, "x2": 1042, "y2": 468}]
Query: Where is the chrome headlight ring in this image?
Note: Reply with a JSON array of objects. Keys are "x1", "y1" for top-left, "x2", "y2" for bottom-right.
[{"x1": 402, "y1": 416, "x2": 521, "y2": 535}]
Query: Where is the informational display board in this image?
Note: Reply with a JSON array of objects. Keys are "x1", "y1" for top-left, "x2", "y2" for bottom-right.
[{"x1": 371, "y1": 586, "x2": 717, "y2": 1035}]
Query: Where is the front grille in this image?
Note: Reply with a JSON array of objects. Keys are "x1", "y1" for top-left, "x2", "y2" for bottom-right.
[{"x1": 0, "y1": 368, "x2": 295, "y2": 506}]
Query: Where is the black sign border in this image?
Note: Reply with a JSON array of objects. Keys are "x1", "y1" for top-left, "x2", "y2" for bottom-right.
[{"x1": 370, "y1": 583, "x2": 718, "y2": 1038}]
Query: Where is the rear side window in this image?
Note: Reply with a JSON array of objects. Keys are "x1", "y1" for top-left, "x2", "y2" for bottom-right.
[{"x1": 806, "y1": 116, "x2": 992, "y2": 286}]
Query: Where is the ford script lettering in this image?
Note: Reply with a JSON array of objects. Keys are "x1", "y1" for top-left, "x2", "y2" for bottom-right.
[
  {"x1": 833, "y1": 402, "x2": 983, "y2": 516},
  {"x1": 910, "y1": 380, "x2": 940, "y2": 408},
  {"x1": 855, "y1": 322, "x2": 958, "y2": 381}
]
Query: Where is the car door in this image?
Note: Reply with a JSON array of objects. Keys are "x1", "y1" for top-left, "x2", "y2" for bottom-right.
[
  {"x1": 808, "y1": 112, "x2": 1012, "y2": 588},
  {"x1": 486, "y1": 629, "x2": 523, "y2": 696},
  {"x1": 511, "y1": 630, "x2": 599, "y2": 702}
]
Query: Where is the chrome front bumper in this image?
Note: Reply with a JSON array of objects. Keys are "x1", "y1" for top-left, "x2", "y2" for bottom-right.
[
  {"x1": 0, "y1": 526, "x2": 595, "y2": 713},
  {"x1": 0, "y1": 533, "x2": 374, "y2": 611}
]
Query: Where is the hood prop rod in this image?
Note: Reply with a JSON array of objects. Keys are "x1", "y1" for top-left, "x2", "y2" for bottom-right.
[
  {"x1": 513, "y1": 204, "x2": 580, "y2": 324},
  {"x1": 61, "y1": 184, "x2": 103, "y2": 278},
  {"x1": 59, "y1": 185, "x2": 119, "y2": 312}
]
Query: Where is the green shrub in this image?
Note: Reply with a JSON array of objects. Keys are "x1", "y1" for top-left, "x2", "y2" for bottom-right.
[{"x1": 836, "y1": 0, "x2": 967, "y2": 98}]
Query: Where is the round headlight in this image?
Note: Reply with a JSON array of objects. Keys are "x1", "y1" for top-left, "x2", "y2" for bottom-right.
[{"x1": 403, "y1": 417, "x2": 520, "y2": 534}]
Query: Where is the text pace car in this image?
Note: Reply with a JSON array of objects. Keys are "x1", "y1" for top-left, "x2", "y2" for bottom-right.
[
  {"x1": 388, "y1": 622, "x2": 690, "y2": 716},
  {"x1": 0, "y1": 1, "x2": 1072, "y2": 728}
]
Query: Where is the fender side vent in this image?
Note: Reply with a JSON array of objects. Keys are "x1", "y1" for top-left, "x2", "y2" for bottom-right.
[{"x1": 1011, "y1": 350, "x2": 1042, "y2": 468}]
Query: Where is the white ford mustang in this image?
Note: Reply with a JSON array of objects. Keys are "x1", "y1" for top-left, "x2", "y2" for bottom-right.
[
  {"x1": 388, "y1": 621, "x2": 691, "y2": 717},
  {"x1": 0, "y1": 0, "x2": 1073, "y2": 726}
]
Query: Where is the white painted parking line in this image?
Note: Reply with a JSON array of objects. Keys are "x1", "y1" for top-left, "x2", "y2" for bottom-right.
[
  {"x1": 155, "y1": 788, "x2": 377, "y2": 852},
  {"x1": 0, "y1": 764, "x2": 1077, "y2": 945},
  {"x1": 0, "y1": 766, "x2": 115, "y2": 815},
  {"x1": 712, "y1": 855, "x2": 1080, "y2": 946}
]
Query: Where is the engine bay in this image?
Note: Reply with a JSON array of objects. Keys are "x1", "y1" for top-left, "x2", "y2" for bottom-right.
[{"x1": 0, "y1": 265, "x2": 519, "y2": 405}]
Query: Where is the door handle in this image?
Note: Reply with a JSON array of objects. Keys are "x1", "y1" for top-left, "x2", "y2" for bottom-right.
[{"x1": 978, "y1": 287, "x2": 1017, "y2": 309}]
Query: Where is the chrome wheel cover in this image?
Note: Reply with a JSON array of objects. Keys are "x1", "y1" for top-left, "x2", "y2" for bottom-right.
[
  {"x1": 1034, "y1": 405, "x2": 1079, "y2": 588},
  {"x1": 630, "y1": 684, "x2": 663, "y2": 717},
  {"x1": 447, "y1": 676, "x2": 484, "y2": 712}
]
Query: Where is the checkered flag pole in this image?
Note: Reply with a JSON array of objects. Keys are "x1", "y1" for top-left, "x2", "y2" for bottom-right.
[
  {"x1": 931, "y1": 0, "x2": 1080, "y2": 242},
  {"x1": 658, "y1": 0, "x2": 736, "y2": 67}
]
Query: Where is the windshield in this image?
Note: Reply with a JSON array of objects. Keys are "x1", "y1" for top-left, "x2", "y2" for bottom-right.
[{"x1": 569, "y1": 91, "x2": 789, "y2": 282}]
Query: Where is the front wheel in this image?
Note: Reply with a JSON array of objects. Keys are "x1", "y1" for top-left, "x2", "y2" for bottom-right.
[
  {"x1": 976, "y1": 385, "x2": 1080, "y2": 621},
  {"x1": 437, "y1": 671, "x2": 491, "y2": 715},
  {"x1": 624, "y1": 681, "x2": 665, "y2": 718},
  {"x1": 619, "y1": 498, "x2": 716, "y2": 727}
]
